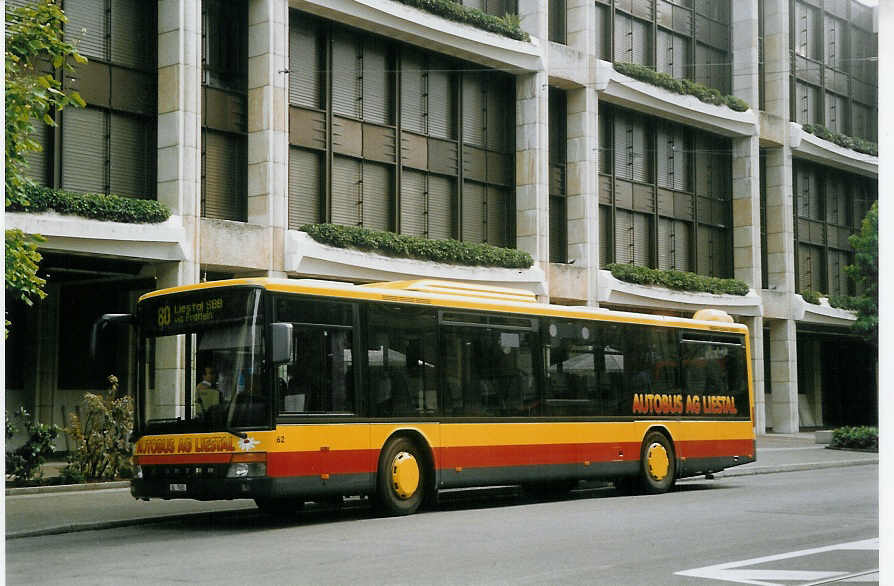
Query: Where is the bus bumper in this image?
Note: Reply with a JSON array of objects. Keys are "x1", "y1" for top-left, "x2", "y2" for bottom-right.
[{"x1": 131, "y1": 477, "x2": 278, "y2": 501}]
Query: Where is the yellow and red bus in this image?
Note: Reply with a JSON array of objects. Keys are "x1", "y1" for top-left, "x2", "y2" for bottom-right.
[{"x1": 120, "y1": 277, "x2": 755, "y2": 515}]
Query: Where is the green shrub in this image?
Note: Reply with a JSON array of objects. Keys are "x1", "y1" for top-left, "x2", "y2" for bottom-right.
[
  {"x1": 301, "y1": 223, "x2": 534, "y2": 269},
  {"x1": 394, "y1": 0, "x2": 529, "y2": 41},
  {"x1": 65, "y1": 375, "x2": 134, "y2": 481},
  {"x1": 5, "y1": 407, "x2": 60, "y2": 481},
  {"x1": 607, "y1": 263, "x2": 750, "y2": 296},
  {"x1": 829, "y1": 426, "x2": 877, "y2": 450},
  {"x1": 7, "y1": 184, "x2": 171, "y2": 224},
  {"x1": 613, "y1": 62, "x2": 750, "y2": 112},
  {"x1": 828, "y1": 295, "x2": 861, "y2": 311},
  {"x1": 800, "y1": 289, "x2": 822, "y2": 305},
  {"x1": 801, "y1": 124, "x2": 878, "y2": 157}
]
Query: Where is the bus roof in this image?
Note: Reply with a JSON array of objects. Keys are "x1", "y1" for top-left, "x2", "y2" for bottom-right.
[{"x1": 138, "y1": 277, "x2": 749, "y2": 335}]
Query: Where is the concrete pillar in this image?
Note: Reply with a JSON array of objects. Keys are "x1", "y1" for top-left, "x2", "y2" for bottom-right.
[
  {"x1": 516, "y1": 1, "x2": 550, "y2": 287},
  {"x1": 731, "y1": 0, "x2": 759, "y2": 109},
  {"x1": 744, "y1": 315, "x2": 766, "y2": 434},
  {"x1": 34, "y1": 284, "x2": 60, "y2": 428},
  {"x1": 565, "y1": 87, "x2": 599, "y2": 305},
  {"x1": 247, "y1": 0, "x2": 289, "y2": 277},
  {"x1": 157, "y1": 0, "x2": 201, "y2": 285},
  {"x1": 732, "y1": 135, "x2": 762, "y2": 289},
  {"x1": 761, "y1": 0, "x2": 790, "y2": 125},
  {"x1": 769, "y1": 319, "x2": 799, "y2": 433},
  {"x1": 566, "y1": 0, "x2": 594, "y2": 52},
  {"x1": 515, "y1": 71, "x2": 550, "y2": 281}
]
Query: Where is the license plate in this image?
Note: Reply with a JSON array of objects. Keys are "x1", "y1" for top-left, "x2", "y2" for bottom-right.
[{"x1": 169, "y1": 483, "x2": 187, "y2": 493}]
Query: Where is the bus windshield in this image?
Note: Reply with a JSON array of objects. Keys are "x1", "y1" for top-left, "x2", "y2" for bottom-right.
[{"x1": 138, "y1": 287, "x2": 269, "y2": 434}]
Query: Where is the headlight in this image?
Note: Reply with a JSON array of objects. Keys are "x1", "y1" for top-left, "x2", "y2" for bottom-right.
[
  {"x1": 226, "y1": 453, "x2": 267, "y2": 478},
  {"x1": 226, "y1": 462, "x2": 267, "y2": 478}
]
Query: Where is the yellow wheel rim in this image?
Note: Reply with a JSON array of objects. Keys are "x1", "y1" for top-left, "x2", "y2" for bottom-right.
[
  {"x1": 391, "y1": 451, "x2": 420, "y2": 499},
  {"x1": 646, "y1": 442, "x2": 670, "y2": 482}
]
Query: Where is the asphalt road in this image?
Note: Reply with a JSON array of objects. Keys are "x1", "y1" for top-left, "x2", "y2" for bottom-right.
[{"x1": 5, "y1": 465, "x2": 878, "y2": 585}]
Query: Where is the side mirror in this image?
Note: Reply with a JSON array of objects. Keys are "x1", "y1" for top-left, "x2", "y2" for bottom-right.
[
  {"x1": 90, "y1": 313, "x2": 134, "y2": 361},
  {"x1": 269, "y1": 322, "x2": 293, "y2": 364}
]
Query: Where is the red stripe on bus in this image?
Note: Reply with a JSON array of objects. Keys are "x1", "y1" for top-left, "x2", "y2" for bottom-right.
[
  {"x1": 676, "y1": 439, "x2": 754, "y2": 459},
  {"x1": 266, "y1": 450, "x2": 376, "y2": 477}
]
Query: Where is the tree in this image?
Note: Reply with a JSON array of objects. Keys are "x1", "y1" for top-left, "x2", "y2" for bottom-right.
[
  {"x1": 845, "y1": 201, "x2": 878, "y2": 345},
  {"x1": 5, "y1": 0, "x2": 86, "y2": 333}
]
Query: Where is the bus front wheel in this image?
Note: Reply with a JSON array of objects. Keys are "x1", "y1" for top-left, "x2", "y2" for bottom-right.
[
  {"x1": 638, "y1": 431, "x2": 676, "y2": 494},
  {"x1": 376, "y1": 437, "x2": 425, "y2": 516}
]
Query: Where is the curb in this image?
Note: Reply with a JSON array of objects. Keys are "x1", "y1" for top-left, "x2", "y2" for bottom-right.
[
  {"x1": 715, "y1": 458, "x2": 878, "y2": 478},
  {"x1": 6, "y1": 481, "x2": 130, "y2": 496}
]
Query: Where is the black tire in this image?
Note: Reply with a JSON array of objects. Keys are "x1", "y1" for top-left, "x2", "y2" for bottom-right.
[
  {"x1": 376, "y1": 437, "x2": 426, "y2": 516},
  {"x1": 638, "y1": 431, "x2": 676, "y2": 494},
  {"x1": 254, "y1": 497, "x2": 305, "y2": 515}
]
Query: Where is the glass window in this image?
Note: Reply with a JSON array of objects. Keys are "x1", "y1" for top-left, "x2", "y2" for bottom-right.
[
  {"x1": 545, "y1": 320, "x2": 600, "y2": 416},
  {"x1": 441, "y1": 316, "x2": 537, "y2": 417},
  {"x1": 279, "y1": 326, "x2": 353, "y2": 414},
  {"x1": 681, "y1": 336, "x2": 748, "y2": 419},
  {"x1": 367, "y1": 304, "x2": 438, "y2": 417}
]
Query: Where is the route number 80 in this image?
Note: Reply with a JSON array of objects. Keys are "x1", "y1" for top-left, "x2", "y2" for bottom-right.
[{"x1": 157, "y1": 306, "x2": 172, "y2": 328}]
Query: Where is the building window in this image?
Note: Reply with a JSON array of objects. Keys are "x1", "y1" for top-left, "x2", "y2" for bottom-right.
[
  {"x1": 23, "y1": 0, "x2": 158, "y2": 197},
  {"x1": 790, "y1": 0, "x2": 877, "y2": 141},
  {"x1": 549, "y1": 0, "x2": 566, "y2": 44},
  {"x1": 202, "y1": 0, "x2": 248, "y2": 221},
  {"x1": 459, "y1": 0, "x2": 517, "y2": 17},
  {"x1": 549, "y1": 88, "x2": 567, "y2": 263},
  {"x1": 288, "y1": 13, "x2": 515, "y2": 247},
  {"x1": 793, "y1": 160, "x2": 877, "y2": 295},
  {"x1": 599, "y1": 104, "x2": 731, "y2": 278}
]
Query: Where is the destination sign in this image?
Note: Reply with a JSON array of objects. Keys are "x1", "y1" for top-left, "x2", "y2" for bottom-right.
[{"x1": 140, "y1": 288, "x2": 261, "y2": 335}]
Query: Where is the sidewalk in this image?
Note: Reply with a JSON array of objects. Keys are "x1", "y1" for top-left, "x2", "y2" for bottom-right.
[{"x1": 5, "y1": 433, "x2": 878, "y2": 539}]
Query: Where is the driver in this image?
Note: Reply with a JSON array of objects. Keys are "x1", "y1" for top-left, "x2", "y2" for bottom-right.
[{"x1": 195, "y1": 365, "x2": 222, "y2": 414}]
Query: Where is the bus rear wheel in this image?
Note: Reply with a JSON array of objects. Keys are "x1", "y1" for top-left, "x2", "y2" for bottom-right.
[
  {"x1": 376, "y1": 437, "x2": 425, "y2": 516},
  {"x1": 638, "y1": 431, "x2": 676, "y2": 494}
]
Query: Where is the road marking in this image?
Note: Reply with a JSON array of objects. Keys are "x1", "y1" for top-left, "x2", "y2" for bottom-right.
[{"x1": 675, "y1": 538, "x2": 878, "y2": 586}]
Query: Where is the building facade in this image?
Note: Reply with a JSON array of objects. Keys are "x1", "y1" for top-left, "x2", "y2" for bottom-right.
[{"x1": 5, "y1": 0, "x2": 878, "y2": 443}]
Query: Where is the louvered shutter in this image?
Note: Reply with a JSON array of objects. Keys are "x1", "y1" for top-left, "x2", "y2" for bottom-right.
[
  {"x1": 400, "y1": 51, "x2": 425, "y2": 135},
  {"x1": 486, "y1": 79, "x2": 509, "y2": 152},
  {"x1": 62, "y1": 107, "x2": 107, "y2": 194},
  {"x1": 487, "y1": 186, "x2": 507, "y2": 247},
  {"x1": 599, "y1": 206, "x2": 612, "y2": 266},
  {"x1": 288, "y1": 147, "x2": 321, "y2": 229},
  {"x1": 657, "y1": 126, "x2": 670, "y2": 189},
  {"x1": 614, "y1": 113, "x2": 632, "y2": 181},
  {"x1": 289, "y1": 17, "x2": 322, "y2": 109},
  {"x1": 401, "y1": 169, "x2": 426, "y2": 236},
  {"x1": 825, "y1": 93, "x2": 846, "y2": 134},
  {"x1": 675, "y1": 220, "x2": 691, "y2": 272},
  {"x1": 631, "y1": 119, "x2": 650, "y2": 183},
  {"x1": 462, "y1": 181, "x2": 485, "y2": 243},
  {"x1": 111, "y1": 0, "x2": 152, "y2": 70},
  {"x1": 658, "y1": 217, "x2": 672, "y2": 270},
  {"x1": 697, "y1": 225, "x2": 714, "y2": 276},
  {"x1": 331, "y1": 155, "x2": 361, "y2": 226},
  {"x1": 362, "y1": 162, "x2": 391, "y2": 231},
  {"x1": 332, "y1": 32, "x2": 360, "y2": 119},
  {"x1": 615, "y1": 209, "x2": 634, "y2": 265},
  {"x1": 203, "y1": 131, "x2": 244, "y2": 220},
  {"x1": 614, "y1": 14, "x2": 633, "y2": 63},
  {"x1": 462, "y1": 74, "x2": 485, "y2": 147},
  {"x1": 657, "y1": 31, "x2": 672, "y2": 77},
  {"x1": 632, "y1": 18, "x2": 650, "y2": 66},
  {"x1": 633, "y1": 212, "x2": 651, "y2": 266},
  {"x1": 428, "y1": 175, "x2": 454, "y2": 240},
  {"x1": 65, "y1": 0, "x2": 106, "y2": 61},
  {"x1": 428, "y1": 62, "x2": 454, "y2": 139},
  {"x1": 798, "y1": 243, "x2": 819, "y2": 292},
  {"x1": 24, "y1": 118, "x2": 50, "y2": 186},
  {"x1": 825, "y1": 177, "x2": 842, "y2": 226},
  {"x1": 362, "y1": 38, "x2": 391, "y2": 125},
  {"x1": 109, "y1": 113, "x2": 149, "y2": 198},
  {"x1": 827, "y1": 250, "x2": 845, "y2": 296}
]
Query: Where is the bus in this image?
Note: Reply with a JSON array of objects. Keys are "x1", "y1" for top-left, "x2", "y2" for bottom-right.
[{"x1": 115, "y1": 277, "x2": 755, "y2": 516}]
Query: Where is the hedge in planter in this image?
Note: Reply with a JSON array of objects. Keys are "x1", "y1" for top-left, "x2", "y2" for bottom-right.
[
  {"x1": 8, "y1": 184, "x2": 171, "y2": 224},
  {"x1": 612, "y1": 62, "x2": 750, "y2": 112},
  {"x1": 607, "y1": 263, "x2": 750, "y2": 296},
  {"x1": 301, "y1": 223, "x2": 534, "y2": 269},
  {"x1": 394, "y1": 0, "x2": 529, "y2": 41}
]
